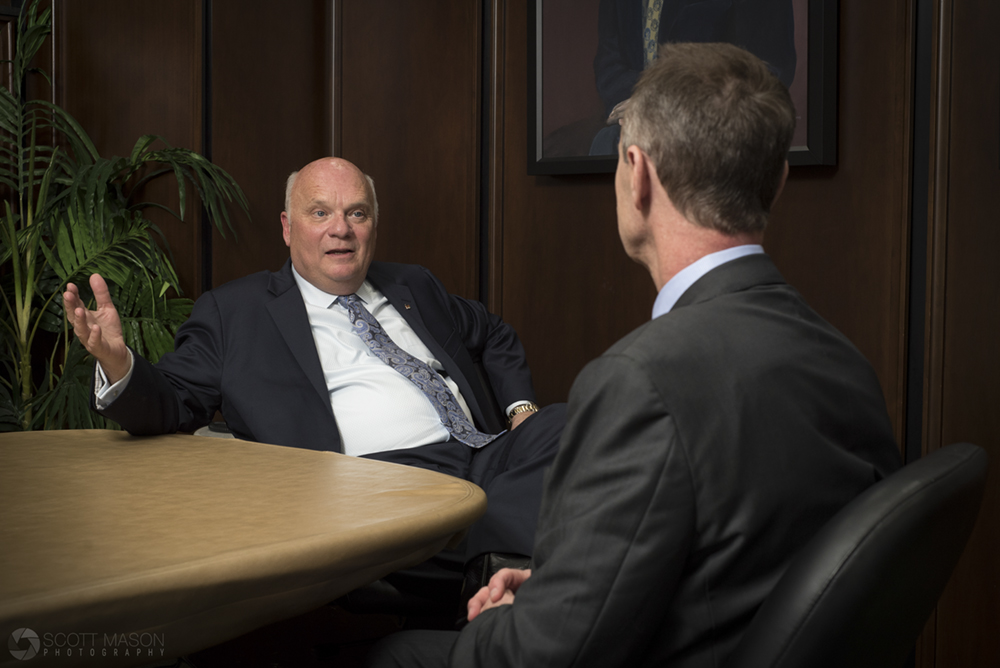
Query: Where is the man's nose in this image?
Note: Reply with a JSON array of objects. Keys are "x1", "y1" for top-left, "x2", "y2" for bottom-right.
[{"x1": 325, "y1": 213, "x2": 351, "y2": 236}]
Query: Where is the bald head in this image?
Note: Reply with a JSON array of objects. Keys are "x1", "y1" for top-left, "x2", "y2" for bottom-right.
[
  {"x1": 280, "y1": 157, "x2": 379, "y2": 295},
  {"x1": 285, "y1": 158, "x2": 379, "y2": 226}
]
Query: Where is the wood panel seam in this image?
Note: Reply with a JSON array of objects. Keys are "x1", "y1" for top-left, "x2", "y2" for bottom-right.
[
  {"x1": 923, "y1": 0, "x2": 953, "y2": 462},
  {"x1": 486, "y1": 0, "x2": 506, "y2": 315}
]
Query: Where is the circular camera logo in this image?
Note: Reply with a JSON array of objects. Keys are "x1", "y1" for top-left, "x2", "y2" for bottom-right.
[{"x1": 8, "y1": 628, "x2": 39, "y2": 661}]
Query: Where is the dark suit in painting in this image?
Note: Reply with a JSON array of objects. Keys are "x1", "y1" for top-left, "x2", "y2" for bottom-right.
[
  {"x1": 595, "y1": 0, "x2": 797, "y2": 114},
  {"x1": 97, "y1": 259, "x2": 563, "y2": 559},
  {"x1": 590, "y1": 0, "x2": 797, "y2": 154}
]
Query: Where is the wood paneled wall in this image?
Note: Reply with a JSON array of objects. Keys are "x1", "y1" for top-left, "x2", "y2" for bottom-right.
[
  {"x1": 56, "y1": 0, "x2": 204, "y2": 297},
  {"x1": 54, "y1": 0, "x2": 330, "y2": 297},
  {"x1": 488, "y1": 2, "x2": 655, "y2": 406},
  {"x1": 336, "y1": 0, "x2": 482, "y2": 300},
  {"x1": 767, "y1": 0, "x2": 914, "y2": 437},
  {"x1": 918, "y1": 1, "x2": 1000, "y2": 665},
  {"x1": 210, "y1": 0, "x2": 332, "y2": 287}
]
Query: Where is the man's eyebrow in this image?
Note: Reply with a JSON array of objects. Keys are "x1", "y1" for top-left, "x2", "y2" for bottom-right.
[
  {"x1": 300, "y1": 198, "x2": 371, "y2": 215},
  {"x1": 304, "y1": 198, "x2": 369, "y2": 210}
]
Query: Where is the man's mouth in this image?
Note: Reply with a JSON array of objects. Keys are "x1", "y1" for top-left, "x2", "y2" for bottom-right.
[{"x1": 326, "y1": 249, "x2": 354, "y2": 256}]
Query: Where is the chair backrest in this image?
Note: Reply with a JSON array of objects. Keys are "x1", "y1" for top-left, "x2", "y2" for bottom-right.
[{"x1": 724, "y1": 442, "x2": 988, "y2": 668}]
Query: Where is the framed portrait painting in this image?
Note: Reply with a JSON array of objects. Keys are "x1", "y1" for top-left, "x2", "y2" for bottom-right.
[{"x1": 528, "y1": 0, "x2": 838, "y2": 175}]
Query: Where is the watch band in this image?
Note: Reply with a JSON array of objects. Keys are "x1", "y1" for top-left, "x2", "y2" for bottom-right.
[{"x1": 507, "y1": 402, "x2": 540, "y2": 423}]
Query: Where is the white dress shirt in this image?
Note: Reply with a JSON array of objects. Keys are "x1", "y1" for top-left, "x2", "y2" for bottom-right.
[{"x1": 294, "y1": 268, "x2": 473, "y2": 456}]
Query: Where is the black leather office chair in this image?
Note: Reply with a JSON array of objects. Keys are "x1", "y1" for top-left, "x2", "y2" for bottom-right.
[{"x1": 725, "y1": 442, "x2": 988, "y2": 668}]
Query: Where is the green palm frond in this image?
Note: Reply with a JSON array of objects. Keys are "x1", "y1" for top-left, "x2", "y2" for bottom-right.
[
  {"x1": 109, "y1": 265, "x2": 192, "y2": 362},
  {"x1": 1, "y1": 0, "x2": 248, "y2": 430},
  {"x1": 0, "y1": 347, "x2": 22, "y2": 432},
  {"x1": 0, "y1": 386, "x2": 22, "y2": 432},
  {"x1": 29, "y1": 339, "x2": 120, "y2": 431},
  {"x1": 124, "y1": 138, "x2": 248, "y2": 239}
]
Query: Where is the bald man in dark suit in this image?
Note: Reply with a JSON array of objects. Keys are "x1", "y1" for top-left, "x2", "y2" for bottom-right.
[{"x1": 64, "y1": 158, "x2": 566, "y2": 599}]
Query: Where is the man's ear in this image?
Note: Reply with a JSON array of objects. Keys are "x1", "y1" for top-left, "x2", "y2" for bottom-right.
[
  {"x1": 627, "y1": 144, "x2": 652, "y2": 213},
  {"x1": 280, "y1": 211, "x2": 292, "y2": 247},
  {"x1": 771, "y1": 160, "x2": 790, "y2": 208}
]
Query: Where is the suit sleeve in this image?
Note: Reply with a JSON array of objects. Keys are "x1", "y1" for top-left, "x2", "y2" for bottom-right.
[
  {"x1": 96, "y1": 291, "x2": 225, "y2": 435},
  {"x1": 450, "y1": 353, "x2": 695, "y2": 667},
  {"x1": 414, "y1": 265, "x2": 535, "y2": 410},
  {"x1": 448, "y1": 293, "x2": 535, "y2": 408}
]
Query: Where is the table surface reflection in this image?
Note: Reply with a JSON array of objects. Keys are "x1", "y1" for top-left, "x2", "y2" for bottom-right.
[{"x1": 0, "y1": 430, "x2": 485, "y2": 667}]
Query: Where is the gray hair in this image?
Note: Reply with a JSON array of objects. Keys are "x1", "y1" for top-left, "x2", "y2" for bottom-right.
[
  {"x1": 620, "y1": 42, "x2": 795, "y2": 235},
  {"x1": 284, "y1": 169, "x2": 379, "y2": 226}
]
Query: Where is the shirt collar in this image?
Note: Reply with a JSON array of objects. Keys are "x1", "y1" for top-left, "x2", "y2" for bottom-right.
[
  {"x1": 291, "y1": 264, "x2": 375, "y2": 308},
  {"x1": 651, "y1": 245, "x2": 765, "y2": 319}
]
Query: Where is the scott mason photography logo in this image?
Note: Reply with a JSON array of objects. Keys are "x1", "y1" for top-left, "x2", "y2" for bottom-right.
[
  {"x1": 8, "y1": 628, "x2": 39, "y2": 661},
  {"x1": 6, "y1": 627, "x2": 166, "y2": 661}
]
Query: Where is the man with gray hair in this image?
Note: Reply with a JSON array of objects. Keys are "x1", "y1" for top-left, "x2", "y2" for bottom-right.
[
  {"x1": 64, "y1": 157, "x2": 566, "y2": 603},
  {"x1": 368, "y1": 42, "x2": 900, "y2": 668}
]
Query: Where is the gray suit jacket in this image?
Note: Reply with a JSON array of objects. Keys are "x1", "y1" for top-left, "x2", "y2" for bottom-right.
[{"x1": 452, "y1": 254, "x2": 901, "y2": 667}]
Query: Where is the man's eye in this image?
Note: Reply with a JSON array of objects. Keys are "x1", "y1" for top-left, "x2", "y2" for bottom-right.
[
  {"x1": 313, "y1": 210, "x2": 327, "y2": 218},
  {"x1": 350, "y1": 210, "x2": 367, "y2": 219}
]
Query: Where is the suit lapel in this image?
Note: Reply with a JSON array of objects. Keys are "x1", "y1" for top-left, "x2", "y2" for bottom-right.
[
  {"x1": 366, "y1": 264, "x2": 488, "y2": 426},
  {"x1": 367, "y1": 265, "x2": 454, "y2": 368},
  {"x1": 265, "y1": 261, "x2": 334, "y2": 419}
]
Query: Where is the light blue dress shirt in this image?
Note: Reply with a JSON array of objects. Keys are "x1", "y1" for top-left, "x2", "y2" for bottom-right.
[{"x1": 651, "y1": 245, "x2": 765, "y2": 320}]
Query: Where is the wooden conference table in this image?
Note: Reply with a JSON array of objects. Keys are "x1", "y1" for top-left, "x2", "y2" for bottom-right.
[{"x1": 0, "y1": 430, "x2": 486, "y2": 667}]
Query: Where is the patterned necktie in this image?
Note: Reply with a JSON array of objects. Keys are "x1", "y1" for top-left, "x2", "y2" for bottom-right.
[
  {"x1": 337, "y1": 294, "x2": 499, "y2": 448},
  {"x1": 643, "y1": 0, "x2": 663, "y2": 68}
]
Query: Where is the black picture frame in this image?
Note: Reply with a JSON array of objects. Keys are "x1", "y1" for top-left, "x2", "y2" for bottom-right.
[{"x1": 528, "y1": 0, "x2": 838, "y2": 175}]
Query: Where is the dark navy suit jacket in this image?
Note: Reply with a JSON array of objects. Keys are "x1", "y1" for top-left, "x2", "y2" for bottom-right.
[{"x1": 98, "y1": 260, "x2": 535, "y2": 453}]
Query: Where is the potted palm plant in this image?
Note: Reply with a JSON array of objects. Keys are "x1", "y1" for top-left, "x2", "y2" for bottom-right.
[{"x1": 0, "y1": 0, "x2": 248, "y2": 431}]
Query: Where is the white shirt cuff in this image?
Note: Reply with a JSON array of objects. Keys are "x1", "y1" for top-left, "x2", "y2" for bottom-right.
[{"x1": 94, "y1": 349, "x2": 135, "y2": 410}]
